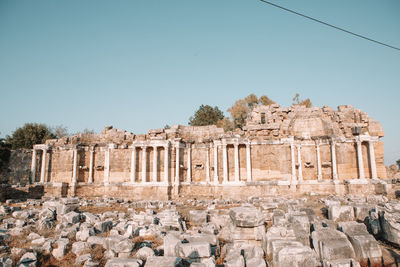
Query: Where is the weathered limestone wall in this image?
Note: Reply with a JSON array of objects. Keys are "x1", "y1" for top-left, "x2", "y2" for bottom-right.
[
  {"x1": 0, "y1": 149, "x2": 31, "y2": 185},
  {"x1": 23, "y1": 104, "x2": 387, "y2": 200}
]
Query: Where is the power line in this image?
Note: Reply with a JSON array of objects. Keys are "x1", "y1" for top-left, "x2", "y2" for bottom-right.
[{"x1": 258, "y1": 0, "x2": 400, "y2": 51}]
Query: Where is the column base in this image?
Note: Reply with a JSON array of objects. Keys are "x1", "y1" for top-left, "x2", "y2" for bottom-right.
[{"x1": 344, "y1": 179, "x2": 369, "y2": 185}]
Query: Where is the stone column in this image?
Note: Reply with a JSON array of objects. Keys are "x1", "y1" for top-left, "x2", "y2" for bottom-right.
[
  {"x1": 213, "y1": 142, "x2": 219, "y2": 184},
  {"x1": 206, "y1": 144, "x2": 210, "y2": 183},
  {"x1": 130, "y1": 147, "x2": 136, "y2": 183},
  {"x1": 297, "y1": 145, "x2": 303, "y2": 181},
  {"x1": 331, "y1": 140, "x2": 338, "y2": 181},
  {"x1": 141, "y1": 146, "x2": 147, "y2": 183},
  {"x1": 290, "y1": 142, "x2": 297, "y2": 184},
  {"x1": 30, "y1": 149, "x2": 37, "y2": 183},
  {"x1": 234, "y1": 142, "x2": 240, "y2": 183},
  {"x1": 40, "y1": 148, "x2": 47, "y2": 183},
  {"x1": 164, "y1": 143, "x2": 169, "y2": 184},
  {"x1": 368, "y1": 140, "x2": 377, "y2": 179},
  {"x1": 356, "y1": 139, "x2": 365, "y2": 179},
  {"x1": 246, "y1": 142, "x2": 252, "y2": 182},
  {"x1": 222, "y1": 141, "x2": 228, "y2": 184},
  {"x1": 88, "y1": 147, "x2": 95, "y2": 183},
  {"x1": 316, "y1": 141, "x2": 322, "y2": 181},
  {"x1": 175, "y1": 144, "x2": 180, "y2": 186},
  {"x1": 187, "y1": 144, "x2": 191, "y2": 183},
  {"x1": 104, "y1": 146, "x2": 110, "y2": 186},
  {"x1": 72, "y1": 147, "x2": 78, "y2": 184},
  {"x1": 152, "y1": 146, "x2": 158, "y2": 183}
]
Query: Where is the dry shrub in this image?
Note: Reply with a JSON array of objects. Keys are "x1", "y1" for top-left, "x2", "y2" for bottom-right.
[
  {"x1": 215, "y1": 238, "x2": 226, "y2": 265},
  {"x1": 89, "y1": 244, "x2": 106, "y2": 266},
  {"x1": 79, "y1": 204, "x2": 128, "y2": 214},
  {"x1": 37, "y1": 251, "x2": 76, "y2": 267}
]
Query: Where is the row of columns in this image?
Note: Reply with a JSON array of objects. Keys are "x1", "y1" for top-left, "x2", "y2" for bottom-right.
[
  {"x1": 32, "y1": 138, "x2": 378, "y2": 185},
  {"x1": 290, "y1": 138, "x2": 377, "y2": 184},
  {"x1": 215, "y1": 141, "x2": 252, "y2": 184}
]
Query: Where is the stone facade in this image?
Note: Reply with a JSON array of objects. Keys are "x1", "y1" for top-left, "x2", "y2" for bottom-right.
[{"x1": 30, "y1": 104, "x2": 387, "y2": 199}]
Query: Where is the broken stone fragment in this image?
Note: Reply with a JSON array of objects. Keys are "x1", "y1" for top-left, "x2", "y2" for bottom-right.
[
  {"x1": 175, "y1": 241, "x2": 211, "y2": 259},
  {"x1": 72, "y1": 241, "x2": 90, "y2": 256},
  {"x1": 18, "y1": 252, "x2": 37, "y2": 267},
  {"x1": 328, "y1": 205, "x2": 355, "y2": 222},
  {"x1": 104, "y1": 258, "x2": 142, "y2": 267},
  {"x1": 135, "y1": 246, "x2": 155, "y2": 261},
  {"x1": 144, "y1": 256, "x2": 184, "y2": 267},
  {"x1": 311, "y1": 228, "x2": 355, "y2": 262},
  {"x1": 229, "y1": 206, "x2": 264, "y2": 228}
]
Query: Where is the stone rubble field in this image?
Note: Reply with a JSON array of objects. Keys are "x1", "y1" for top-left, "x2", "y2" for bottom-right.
[{"x1": 1, "y1": 194, "x2": 400, "y2": 267}]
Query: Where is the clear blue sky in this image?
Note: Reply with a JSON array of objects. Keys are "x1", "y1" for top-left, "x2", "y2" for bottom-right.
[{"x1": 0, "y1": 0, "x2": 399, "y2": 165}]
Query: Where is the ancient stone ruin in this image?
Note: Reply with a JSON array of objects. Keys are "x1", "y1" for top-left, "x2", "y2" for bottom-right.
[
  {"x1": 27, "y1": 104, "x2": 388, "y2": 200},
  {"x1": 2, "y1": 104, "x2": 400, "y2": 267}
]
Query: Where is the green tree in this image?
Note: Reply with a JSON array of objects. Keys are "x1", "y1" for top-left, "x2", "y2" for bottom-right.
[
  {"x1": 259, "y1": 95, "x2": 275, "y2": 106},
  {"x1": 188, "y1": 105, "x2": 225, "y2": 126},
  {"x1": 52, "y1": 125, "x2": 69, "y2": 138},
  {"x1": 292, "y1": 93, "x2": 312, "y2": 108},
  {"x1": 228, "y1": 99, "x2": 249, "y2": 129},
  {"x1": 5, "y1": 123, "x2": 56, "y2": 149},
  {"x1": 245, "y1": 94, "x2": 259, "y2": 109},
  {"x1": 397, "y1": 159, "x2": 400, "y2": 169},
  {"x1": 216, "y1": 117, "x2": 235, "y2": 132},
  {"x1": 228, "y1": 93, "x2": 276, "y2": 129}
]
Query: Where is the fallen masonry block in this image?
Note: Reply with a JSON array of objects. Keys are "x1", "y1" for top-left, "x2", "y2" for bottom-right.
[
  {"x1": 328, "y1": 205, "x2": 355, "y2": 222},
  {"x1": 175, "y1": 242, "x2": 211, "y2": 259},
  {"x1": 312, "y1": 228, "x2": 355, "y2": 262},
  {"x1": 276, "y1": 245, "x2": 317, "y2": 267},
  {"x1": 229, "y1": 206, "x2": 265, "y2": 228},
  {"x1": 144, "y1": 256, "x2": 189, "y2": 267},
  {"x1": 104, "y1": 258, "x2": 143, "y2": 267}
]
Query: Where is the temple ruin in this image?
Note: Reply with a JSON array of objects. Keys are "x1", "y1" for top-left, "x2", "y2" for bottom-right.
[{"x1": 30, "y1": 104, "x2": 388, "y2": 200}]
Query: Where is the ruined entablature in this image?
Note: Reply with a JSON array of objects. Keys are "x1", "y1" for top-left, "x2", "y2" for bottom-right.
[{"x1": 244, "y1": 104, "x2": 384, "y2": 140}]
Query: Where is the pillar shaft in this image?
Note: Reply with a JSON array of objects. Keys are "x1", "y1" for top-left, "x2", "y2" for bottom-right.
[
  {"x1": 246, "y1": 143, "x2": 252, "y2": 182},
  {"x1": 187, "y1": 144, "x2": 191, "y2": 183},
  {"x1": 30, "y1": 149, "x2": 37, "y2": 183},
  {"x1": 368, "y1": 141, "x2": 377, "y2": 179},
  {"x1": 297, "y1": 145, "x2": 303, "y2": 181},
  {"x1": 222, "y1": 144, "x2": 228, "y2": 183},
  {"x1": 356, "y1": 140, "x2": 365, "y2": 179},
  {"x1": 104, "y1": 148, "x2": 110, "y2": 185},
  {"x1": 152, "y1": 146, "x2": 158, "y2": 183},
  {"x1": 72, "y1": 148, "x2": 78, "y2": 184},
  {"x1": 164, "y1": 145, "x2": 169, "y2": 183},
  {"x1": 213, "y1": 143, "x2": 219, "y2": 184},
  {"x1": 88, "y1": 148, "x2": 94, "y2": 184},
  {"x1": 175, "y1": 145, "x2": 180, "y2": 186},
  {"x1": 316, "y1": 142, "x2": 322, "y2": 181},
  {"x1": 206, "y1": 145, "x2": 210, "y2": 183},
  {"x1": 141, "y1": 146, "x2": 147, "y2": 183},
  {"x1": 130, "y1": 147, "x2": 136, "y2": 183},
  {"x1": 331, "y1": 141, "x2": 338, "y2": 180},
  {"x1": 40, "y1": 149, "x2": 47, "y2": 183},
  {"x1": 290, "y1": 142, "x2": 297, "y2": 184},
  {"x1": 234, "y1": 143, "x2": 240, "y2": 183}
]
